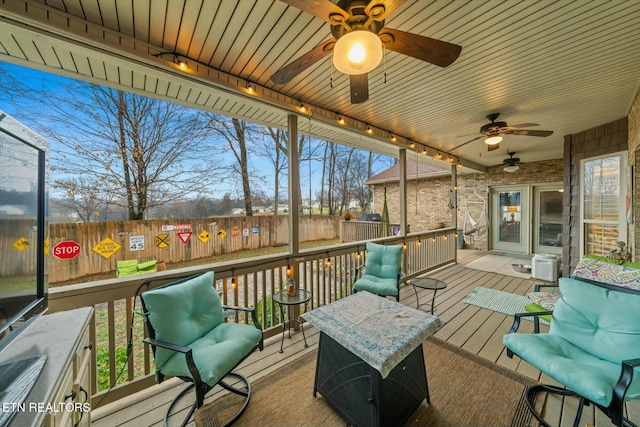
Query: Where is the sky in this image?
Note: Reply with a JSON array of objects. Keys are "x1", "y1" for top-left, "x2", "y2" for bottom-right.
[{"x1": 0, "y1": 62, "x2": 395, "y2": 202}]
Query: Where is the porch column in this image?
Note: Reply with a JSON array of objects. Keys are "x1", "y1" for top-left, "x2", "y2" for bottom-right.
[
  {"x1": 287, "y1": 114, "x2": 300, "y2": 256},
  {"x1": 399, "y1": 149, "x2": 408, "y2": 235},
  {"x1": 452, "y1": 163, "x2": 458, "y2": 262}
]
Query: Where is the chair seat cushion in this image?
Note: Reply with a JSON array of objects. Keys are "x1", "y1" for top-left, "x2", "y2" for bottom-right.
[
  {"x1": 526, "y1": 289, "x2": 561, "y2": 311},
  {"x1": 161, "y1": 322, "x2": 262, "y2": 387},
  {"x1": 354, "y1": 274, "x2": 398, "y2": 296},
  {"x1": 503, "y1": 333, "x2": 640, "y2": 407}
]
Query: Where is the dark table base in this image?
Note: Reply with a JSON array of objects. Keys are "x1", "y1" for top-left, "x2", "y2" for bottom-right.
[{"x1": 313, "y1": 333, "x2": 429, "y2": 427}]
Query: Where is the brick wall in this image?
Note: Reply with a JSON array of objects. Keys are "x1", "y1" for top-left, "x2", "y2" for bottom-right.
[
  {"x1": 563, "y1": 118, "x2": 628, "y2": 275},
  {"x1": 371, "y1": 158, "x2": 564, "y2": 251}
]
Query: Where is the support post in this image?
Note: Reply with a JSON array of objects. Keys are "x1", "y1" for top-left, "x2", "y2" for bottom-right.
[
  {"x1": 399, "y1": 149, "x2": 407, "y2": 236},
  {"x1": 287, "y1": 114, "x2": 300, "y2": 256},
  {"x1": 451, "y1": 164, "x2": 458, "y2": 262}
]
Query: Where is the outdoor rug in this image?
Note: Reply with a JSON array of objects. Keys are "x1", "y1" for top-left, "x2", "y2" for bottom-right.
[
  {"x1": 194, "y1": 337, "x2": 544, "y2": 427},
  {"x1": 462, "y1": 286, "x2": 549, "y2": 325},
  {"x1": 465, "y1": 254, "x2": 532, "y2": 279}
]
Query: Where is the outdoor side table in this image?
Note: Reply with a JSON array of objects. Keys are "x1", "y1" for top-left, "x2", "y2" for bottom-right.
[
  {"x1": 272, "y1": 289, "x2": 312, "y2": 353},
  {"x1": 409, "y1": 277, "x2": 448, "y2": 314}
]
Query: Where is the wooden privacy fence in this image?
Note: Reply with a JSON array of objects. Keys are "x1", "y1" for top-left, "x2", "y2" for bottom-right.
[{"x1": 47, "y1": 215, "x2": 339, "y2": 283}]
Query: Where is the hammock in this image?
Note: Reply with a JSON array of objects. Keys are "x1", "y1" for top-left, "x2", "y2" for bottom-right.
[{"x1": 462, "y1": 192, "x2": 487, "y2": 245}]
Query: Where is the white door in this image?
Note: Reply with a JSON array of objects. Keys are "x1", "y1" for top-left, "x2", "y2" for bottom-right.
[
  {"x1": 533, "y1": 184, "x2": 563, "y2": 255},
  {"x1": 490, "y1": 186, "x2": 530, "y2": 253}
]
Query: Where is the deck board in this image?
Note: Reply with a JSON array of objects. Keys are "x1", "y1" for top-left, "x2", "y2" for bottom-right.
[{"x1": 91, "y1": 250, "x2": 629, "y2": 427}]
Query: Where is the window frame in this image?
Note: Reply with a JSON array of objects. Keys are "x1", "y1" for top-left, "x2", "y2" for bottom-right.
[{"x1": 579, "y1": 151, "x2": 628, "y2": 257}]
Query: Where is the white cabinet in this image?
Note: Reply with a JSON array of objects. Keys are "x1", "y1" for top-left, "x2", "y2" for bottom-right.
[{"x1": 2, "y1": 307, "x2": 94, "y2": 427}]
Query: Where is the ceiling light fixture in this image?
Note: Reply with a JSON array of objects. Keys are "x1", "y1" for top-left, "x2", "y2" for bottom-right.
[
  {"x1": 333, "y1": 30, "x2": 383, "y2": 75},
  {"x1": 390, "y1": 134, "x2": 397, "y2": 142},
  {"x1": 485, "y1": 135, "x2": 503, "y2": 145},
  {"x1": 504, "y1": 165, "x2": 520, "y2": 173},
  {"x1": 337, "y1": 115, "x2": 345, "y2": 125},
  {"x1": 366, "y1": 125, "x2": 373, "y2": 134}
]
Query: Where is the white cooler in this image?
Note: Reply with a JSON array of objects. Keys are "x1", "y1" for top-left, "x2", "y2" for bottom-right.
[{"x1": 532, "y1": 254, "x2": 558, "y2": 282}]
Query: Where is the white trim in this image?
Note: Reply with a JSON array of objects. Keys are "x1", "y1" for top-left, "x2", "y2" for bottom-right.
[{"x1": 579, "y1": 151, "x2": 628, "y2": 257}]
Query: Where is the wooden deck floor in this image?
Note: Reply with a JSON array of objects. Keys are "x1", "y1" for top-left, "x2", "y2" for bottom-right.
[{"x1": 91, "y1": 250, "x2": 637, "y2": 427}]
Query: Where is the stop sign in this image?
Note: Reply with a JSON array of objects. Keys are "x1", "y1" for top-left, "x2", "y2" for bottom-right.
[{"x1": 53, "y1": 240, "x2": 81, "y2": 260}]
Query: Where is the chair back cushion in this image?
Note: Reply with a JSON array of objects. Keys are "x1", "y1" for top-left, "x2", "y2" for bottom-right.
[
  {"x1": 550, "y1": 277, "x2": 640, "y2": 363},
  {"x1": 141, "y1": 271, "x2": 223, "y2": 368},
  {"x1": 363, "y1": 242, "x2": 402, "y2": 279}
]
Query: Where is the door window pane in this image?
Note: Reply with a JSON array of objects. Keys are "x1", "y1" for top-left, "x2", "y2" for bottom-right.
[
  {"x1": 499, "y1": 191, "x2": 521, "y2": 244},
  {"x1": 539, "y1": 190, "x2": 563, "y2": 247}
]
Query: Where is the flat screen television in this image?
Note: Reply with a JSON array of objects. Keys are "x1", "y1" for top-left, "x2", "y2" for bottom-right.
[{"x1": 0, "y1": 111, "x2": 48, "y2": 357}]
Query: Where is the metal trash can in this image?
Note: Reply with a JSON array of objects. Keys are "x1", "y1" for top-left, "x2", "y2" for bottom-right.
[{"x1": 456, "y1": 228, "x2": 464, "y2": 249}]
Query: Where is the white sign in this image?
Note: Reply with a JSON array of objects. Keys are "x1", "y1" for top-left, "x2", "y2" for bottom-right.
[{"x1": 129, "y1": 235, "x2": 145, "y2": 251}]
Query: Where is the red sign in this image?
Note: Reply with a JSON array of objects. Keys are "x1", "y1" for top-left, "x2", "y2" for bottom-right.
[
  {"x1": 231, "y1": 226, "x2": 240, "y2": 237},
  {"x1": 53, "y1": 240, "x2": 81, "y2": 260},
  {"x1": 178, "y1": 232, "x2": 192, "y2": 244}
]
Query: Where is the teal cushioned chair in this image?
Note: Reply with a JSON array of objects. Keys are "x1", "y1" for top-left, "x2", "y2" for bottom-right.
[
  {"x1": 503, "y1": 277, "x2": 640, "y2": 427},
  {"x1": 353, "y1": 242, "x2": 403, "y2": 301},
  {"x1": 140, "y1": 271, "x2": 263, "y2": 427}
]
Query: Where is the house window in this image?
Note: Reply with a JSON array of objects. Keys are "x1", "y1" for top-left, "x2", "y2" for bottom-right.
[{"x1": 581, "y1": 152, "x2": 627, "y2": 256}]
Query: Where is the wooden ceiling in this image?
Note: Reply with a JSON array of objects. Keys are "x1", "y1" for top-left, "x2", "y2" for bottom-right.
[{"x1": 1, "y1": 0, "x2": 640, "y2": 172}]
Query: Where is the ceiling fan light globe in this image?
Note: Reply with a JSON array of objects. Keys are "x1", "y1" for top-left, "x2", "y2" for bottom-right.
[
  {"x1": 504, "y1": 165, "x2": 520, "y2": 173},
  {"x1": 485, "y1": 135, "x2": 503, "y2": 145},
  {"x1": 333, "y1": 31, "x2": 383, "y2": 75}
]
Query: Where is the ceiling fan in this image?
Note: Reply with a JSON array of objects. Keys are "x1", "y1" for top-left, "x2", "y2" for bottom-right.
[
  {"x1": 503, "y1": 151, "x2": 521, "y2": 173},
  {"x1": 452, "y1": 113, "x2": 554, "y2": 152},
  {"x1": 270, "y1": 0, "x2": 462, "y2": 104}
]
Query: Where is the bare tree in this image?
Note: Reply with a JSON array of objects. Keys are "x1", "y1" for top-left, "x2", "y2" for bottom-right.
[
  {"x1": 206, "y1": 115, "x2": 260, "y2": 216},
  {"x1": 1, "y1": 74, "x2": 223, "y2": 220},
  {"x1": 53, "y1": 177, "x2": 104, "y2": 222}
]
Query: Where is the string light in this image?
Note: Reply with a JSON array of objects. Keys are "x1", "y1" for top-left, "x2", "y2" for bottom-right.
[
  {"x1": 246, "y1": 82, "x2": 254, "y2": 93},
  {"x1": 366, "y1": 125, "x2": 373, "y2": 134},
  {"x1": 390, "y1": 133, "x2": 397, "y2": 142},
  {"x1": 337, "y1": 115, "x2": 345, "y2": 125}
]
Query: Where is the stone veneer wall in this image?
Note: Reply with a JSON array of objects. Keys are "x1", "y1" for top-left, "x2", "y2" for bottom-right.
[
  {"x1": 563, "y1": 118, "x2": 628, "y2": 275},
  {"x1": 371, "y1": 158, "x2": 564, "y2": 251}
]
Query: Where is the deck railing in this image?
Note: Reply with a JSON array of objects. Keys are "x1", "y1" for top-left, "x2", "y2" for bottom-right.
[{"x1": 48, "y1": 228, "x2": 457, "y2": 407}]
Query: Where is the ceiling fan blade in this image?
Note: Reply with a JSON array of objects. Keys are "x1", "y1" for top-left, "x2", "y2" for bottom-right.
[
  {"x1": 279, "y1": 0, "x2": 349, "y2": 24},
  {"x1": 350, "y1": 74, "x2": 369, "y2": 104},
  {"x1": 507, "y1": 123, "x2": 539, "y2": 129},
  {"x1": 487, "y1": 143, "x2": 500, "y2": 151},
  {"x1": 504, "y1": 129, "x2": 554, "y2": 137},
  {"x1": 365, "y1": 0, "x2": 407, "y2": 21},
  {"x1": 270, "y1": 39, "x2": 336, "y2": 84},
  {"x1": 450, "y1": 135, "x2": 483, "y2": 151},
  {"x1": 380, "y1": 28, "x2": 461, "y2": 67}
]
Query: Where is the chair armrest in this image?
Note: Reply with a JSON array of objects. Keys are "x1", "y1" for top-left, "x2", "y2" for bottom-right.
[
  {"x1": 143, "y1": 337, "x2": 203, "y2": 385},
  {"x1": 611, "y1": 358, "x2": 640, "y2": 426},
  {"x1": 508, "y1": 311, "x2": 554, "y2": 334},
  {"x1": 221, "y1": 306, "x2": 263, "y2": 334},
  {"x1": 144, "y1": 337, "x2": 191, "y2": 354},
  {"x1": 534, "y1": 283, "x2": 559, "y2": 292}
]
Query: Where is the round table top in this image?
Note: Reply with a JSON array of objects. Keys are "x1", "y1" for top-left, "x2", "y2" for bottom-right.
[
  {"x1": 409, "y1": 277, "x2": 447, "y2": 290},
  {"x1": 273, "y1": 288, "x2": 312, "y2": 305}
]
